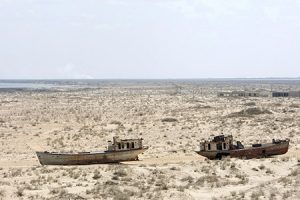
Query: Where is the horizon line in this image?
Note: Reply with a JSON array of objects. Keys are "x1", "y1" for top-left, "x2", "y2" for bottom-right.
[{"x1": 0, "y1": 77, "x2": 300, "y2": 81}]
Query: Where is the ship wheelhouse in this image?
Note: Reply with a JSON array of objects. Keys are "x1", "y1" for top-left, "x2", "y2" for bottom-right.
[
  {"x1": 107, "y1": 136, "x2": 143, "y2": 152},
  {"x1": 200, "y1": 135, "x2": 233, "y2": 151}
]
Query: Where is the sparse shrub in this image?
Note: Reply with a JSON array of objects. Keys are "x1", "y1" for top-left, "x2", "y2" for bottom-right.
[
  {"x1": 176, "y1": 185, "x2": 186, "y2": 192},
  {"x1": 290, "y1": 104, "x2": 299, "y2": 108},
  {"x1": 200, "y1": 165, "x2": 210, "y2": 173},
  {"x1": 110, "y1": 120, "x2": 122, "y2": 125},
  {"x1": 239, "y1": 191, "x2": 245, "y2": 198},
  {"x1": 237, "y1": 176, "x2": 249, "y2": 184},
  {"x1": 40, "y1": 167, "x2": 53, "y2": 174},
  {"x1": 123, "y1": 189, "x2": 136, "y2": 197},
  {"x1": 169, "y1": 166, "x2": 179, "y2": 171},
  {"x1": 266, "y1": 168, "x2": 273, "y2": 174},
  {"x1": 230, "y1": 191, "x2": 236, "y2": 197},
  {"x1": 121, "y1": 177, "x2": 132, "y2": 182},
  {"x1": 228, "y1": 107, "x2": 272, "y2": 118},
  {"x1": 282, "y1": 190, "x2": 292, "y2": 199},
  {"x1": 269, "y1": 192, "x2": 276, "y2": 200},
  {"x1": 16, "y1": 188, "x2": 24, "y2": 197},
  {"x1": 181, "y1": 176, "x2": 194, "y2": 183},
  {"x1": 0, "y1": 181, "x2": 10, "y2": 186},
  {"x1": 250, "y1": 189, "x2": 264, "y2": 200},
  {"x1": 23, "y1": 183, "x2": 34, "y2": 190},
  {"x1": 107, "y1": 186, "x2": 129, "y2": 200},
  {"x1": 10, "y1": 168, "x2": 22, "y2": 177},
  {"x1": 281, "y1": 157, "x2": 290, "y2": 162},
  {"x1": 289, "y1": 168, "x2": 300, "y2": 176},
  {"x1": 191, "y1": 105, "x2": 212, "y2": 109},
  {"x1": 0, "y1": 189, "x2": 5, "y2": 198},
  {"x1": 244, "y1": 102, "x2": 256, "y2": 106},
  {"x1": 230, "y1": 162, "x2": 236, "y2": 169},
  {"x1": 155, "y1": 179, "x2": 168, "y2": 190},
  {"x1": 196, "y1": 175, "x2": 219, "y2": 186},
  {"x1": 92, "y1": 170, "x2": 101, "y2": 180},
  {"x1": 161, "y1": 118, "x2": 178, "y2": 122},
  {"x1": 63, "y1": 126, "x2": 72, "y2": 131},
  {"x1": 49, "y1": 188, "x2": 61, "y2": 195},
  {"x1": 258, "y1": 164, "x2": 265, "y2": 170},
  {"x1": 220, "y1": 163, "x2": 227, "y2": 170},
  {"x1": 279, "y1": 177, "x2": 292, "y2": 186},
  {"x1": 58, "y1": 188, "x2": 68, "y2": 198},
  {"x1": 113, "y1": 168, "x2": 127, "y2": 177}
]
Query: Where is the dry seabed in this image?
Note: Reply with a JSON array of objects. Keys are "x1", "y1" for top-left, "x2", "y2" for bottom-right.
[{"x1": 0, "y1": 82, "x2": 299, "y2": 199}]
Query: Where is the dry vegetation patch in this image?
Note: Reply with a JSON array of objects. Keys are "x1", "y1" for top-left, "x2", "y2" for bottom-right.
[
  {"x1": 228, "y1": 107, "x2": 272, "y2": 118},
  {"x1": 161, "y1": 117, "x2": 178, "y2": 122}
]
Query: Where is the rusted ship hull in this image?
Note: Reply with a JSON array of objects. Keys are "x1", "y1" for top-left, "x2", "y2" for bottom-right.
[
  {"x1": 196, "y1": 141, "x2": 289, "y2": 160},
  {"x1": 36, "y1": 148, "x2": 148, "y2": 165}
]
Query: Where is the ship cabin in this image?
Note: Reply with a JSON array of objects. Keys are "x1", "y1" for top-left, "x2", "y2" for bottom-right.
[
  {"x1": 107, "y1": 136, "x2": 143, "y2": 152},
  {"x1": 200, "y1": 135, "x2": 237, "y2": 152}
]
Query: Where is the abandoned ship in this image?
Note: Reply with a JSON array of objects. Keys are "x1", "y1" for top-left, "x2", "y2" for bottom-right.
[
  {"x1": 36, "y1": 137, "x2": 148, "y2": 165},
  {"x1": 196, "y1": 135, "x2": 289, "y2": 159}
]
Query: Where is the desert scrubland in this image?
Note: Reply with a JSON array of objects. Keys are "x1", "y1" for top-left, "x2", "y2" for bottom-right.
[{"x1": 0, "y1": 80, "x2": 299, "y2": 200}]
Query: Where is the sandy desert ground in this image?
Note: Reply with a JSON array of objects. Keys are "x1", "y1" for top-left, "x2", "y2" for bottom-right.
[{"x1": 0, "y1": 80, "x2": 299, "y2": 200}]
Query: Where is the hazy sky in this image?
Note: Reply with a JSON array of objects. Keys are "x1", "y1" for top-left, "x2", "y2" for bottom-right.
[{"x1": 0, "y1": 0, "x2": 300, "y2": 79}]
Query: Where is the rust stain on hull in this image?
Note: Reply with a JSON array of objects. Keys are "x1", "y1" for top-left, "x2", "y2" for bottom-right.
[
  {"x1": 196, "y1": 142, "x2": 289, "y2": 159},
  {"x1": 196, "y1": 135, "x2": 290, "y2": 160},
  {"x1": 36, "y1": 137, "x2": 148, "y2": 165},
  {"x1": 36, "y1": 148, "x2": 148, "y2": 165}
]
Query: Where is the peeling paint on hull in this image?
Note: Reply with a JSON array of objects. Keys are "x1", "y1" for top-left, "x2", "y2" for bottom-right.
[{"x1": 36, "y1": 148, "x2": 148, "y2": 165}]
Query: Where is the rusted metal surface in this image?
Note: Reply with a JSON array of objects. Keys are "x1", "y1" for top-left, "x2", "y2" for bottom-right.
[
  {"x1": 196, "y1": 135, "x2": 289, "y2": 159},
  {"x1": 36, "y1": 137, "x2": 148, "y2": 165}
]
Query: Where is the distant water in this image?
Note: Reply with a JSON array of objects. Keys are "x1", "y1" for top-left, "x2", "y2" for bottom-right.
[
  {"x1": 0, "y1": 82, "x2": 55, "y2": 89},
  {"x1": 0, "y1": 78, "x2": 300, "y2": 89},
  {"x1": 0, "y1": 80, "x2": 83, "y2": 89}
]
